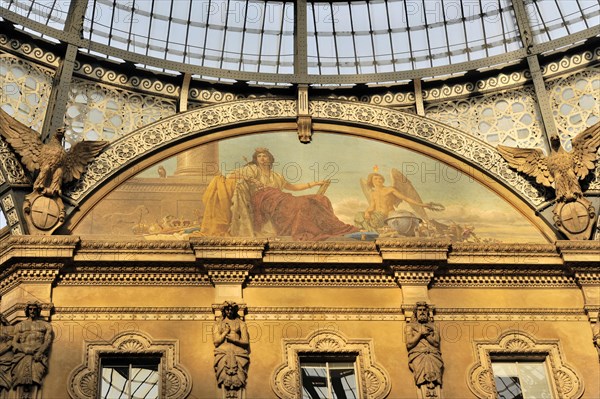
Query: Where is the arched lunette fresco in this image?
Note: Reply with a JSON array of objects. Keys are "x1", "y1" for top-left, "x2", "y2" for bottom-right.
[{"x1": 62, "y1": 99, "x2": 557, "y2": 240}]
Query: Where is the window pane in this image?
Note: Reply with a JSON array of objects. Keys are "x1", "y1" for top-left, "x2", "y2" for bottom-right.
[
  {"x1": 301, "y1": 360, "x2": 358, "y2": 399},
  {"x1": 101, "y1": 358, "x2": 160, "y2": 399},
  {"x1": 302, "y1": 365, "x2": 329, "y2": 399},
  {"x1": 492, "y1": 361, "x2": 553, "y2": 399},
  {"x1": 519, "y1": 363, "x2": 552, "y2": 399},
  {"x1": 101, "y1": 366, "x2": 131, "y2": 399},
  {"x1": 330, "y1": 367, "x2": 357, "y2": 399}
]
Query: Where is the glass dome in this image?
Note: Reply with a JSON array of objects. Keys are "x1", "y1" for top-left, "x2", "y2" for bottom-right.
[{"x1": 0, "y1": 0, "x2": 598, "y2": 85}]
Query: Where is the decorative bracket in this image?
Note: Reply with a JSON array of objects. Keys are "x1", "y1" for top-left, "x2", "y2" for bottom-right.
[{"x1": 297, "y1": 85, "x2": 312, "y2": 143}]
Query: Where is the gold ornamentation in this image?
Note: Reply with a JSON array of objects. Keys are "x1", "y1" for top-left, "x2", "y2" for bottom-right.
[
  {"x1": 468, "y1": 330, "x2": 583, "y2": 399},
  {"x1": 68, "y1": 331, "x2": 192, "y2": 399},
  {"x1": 0, "y1": 34, "x2": 59, "y2": 67},
  {"x1": 272, "y1": 329, "x2": 391, "y2": 399},
  {"x1": 426, "y1": 85, "x2": 545, "y2": 149},
  {"x1": 74, "y1": 61, "x2": 180, "y2": 97},
  {"x1": 0, "y1": 53, "x2": 53, "y2": 132}
]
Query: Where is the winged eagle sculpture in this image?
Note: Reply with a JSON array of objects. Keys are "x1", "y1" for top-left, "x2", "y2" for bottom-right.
[
  {"x1": 0, "y1": 108, "x2": 109, "y2": 196},
  {"x1": 497, "y1": 122, "x2": 600, "y2": 202}
]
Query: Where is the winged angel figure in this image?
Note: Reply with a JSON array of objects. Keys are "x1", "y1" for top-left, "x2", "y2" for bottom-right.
[
  {"x1": 497, "y1": 122, "x2": 600, "y2": 202},
  {"x1": 0, "y1": 109, "x2": 108, "y2": 196},
  {"x1": 356, "y1": 168, "x2": 444, "y2": 233}
]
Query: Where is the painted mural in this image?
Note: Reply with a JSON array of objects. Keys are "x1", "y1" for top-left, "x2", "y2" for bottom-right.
[{"x1": 73, "y1": 132, "x2": 547, "y2": 243}]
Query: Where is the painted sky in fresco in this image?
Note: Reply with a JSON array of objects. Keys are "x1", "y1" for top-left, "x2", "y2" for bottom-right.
[{"x1": 132, "y1": 132, "x2": 545, "y2": 243}]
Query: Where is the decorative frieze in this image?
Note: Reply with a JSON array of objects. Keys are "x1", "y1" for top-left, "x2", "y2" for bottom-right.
[
  {"x1": 73, "y1": 61, "x2": 180, "y2": 97},
  {"x1": 0, "y1": 33, "x2": 59, "y2": 67},
  {"x1": 74, "y1": 239, "x2": 194, "y2": 262},
  {"x1": 57, "y1": 272, "x2": 211, "y2": 286},
  {"x1": 248, "y1": 273, "x2": 396, "y2": 287},
  {"x1": 432, "y1": 274, "x2": 577, "y2": 288},
  {"x1": 449, "y1": 243, "x2": 561, "y2": 264},
  {"x1": 192, "y1": 237, "x2": 266, "y2": 260},
  {"x1": 52, "y1": 307, "x2": 214, "y2": 321},
  {"x1": 264, "y1": 241, "x2": 380, "y2": 263},
  {"x1": 379, "y1": 239, "x2": 449, "y2": 261}
]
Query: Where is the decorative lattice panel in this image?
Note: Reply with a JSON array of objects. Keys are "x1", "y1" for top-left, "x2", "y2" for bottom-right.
[
  {"x1": 425, "y1": 85, "x2": 546, "y2": 151},
  {"x1": 0, "y1": 53, "x2": 53, "y2": 133},
  {"x1": 64, "y1": 78, "x2": 177, "y2": 146},
  {"x1": 547, "y1": 67, "x2": 599, "y2": 150}
]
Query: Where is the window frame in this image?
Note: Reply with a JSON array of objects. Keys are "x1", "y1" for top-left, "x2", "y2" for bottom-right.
[
  {"x1": 272, "y1": 329, "x2": 391, "y2": 399},
  {"x1": 299, "y1": 354, "x2": 360, "y2": 399},
  {"x1": 489, "y1": 354, "x2": 554, "y2": 399},
  {"x1": 468, "y1": 331, "x2": 583, "y2": 399},
  {"x1": 99, "y1": 354, "x2": 162, "y2": 399}
]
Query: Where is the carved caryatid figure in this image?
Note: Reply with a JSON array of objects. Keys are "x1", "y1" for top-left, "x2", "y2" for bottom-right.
[
  {"x1": 0, "y1": 317, "x2": 13, "y2": 397},
  {"x1": 406, "y1": 302, "x2": 444, "y2": 395},
  {"x1": 497, "y1": 123, "x2": 600, "y2": 203},
  {"x1": 213, "y1": 302, "x2": 249, "y2": 398},
  {"x1": 0, "y1": 108, "x2": 108, "y2": 196},
  {"x1": 11, "y1": 303, "x2": 52, "y2": 395}
]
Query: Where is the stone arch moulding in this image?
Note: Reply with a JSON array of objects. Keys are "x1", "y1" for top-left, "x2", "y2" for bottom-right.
[
  {"x1": 467, "y1": 330, "x2": 583, "y2": 399},
  {"x1": 271, "y1": 328, "x2": 391, "y2": 399},
  {"x1": 68, "y1": 330, "x2": 192, "y2": 399},
  {"x1": 60, "y1": 98, "x2": 556, "y2": 239}
]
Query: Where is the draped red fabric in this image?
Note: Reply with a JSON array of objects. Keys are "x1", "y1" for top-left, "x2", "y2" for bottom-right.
[{"x1": 252, "y1": 187, "x2": 358, "y2": 241}]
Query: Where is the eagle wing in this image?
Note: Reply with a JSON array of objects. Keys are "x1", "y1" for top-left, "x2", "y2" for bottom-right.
[
  {"x1": 62, "y1": 140, "x2": 109, "y2": 184},
  {"x1": 0, "y1": 108, "x2": 44, "y2": 173},
  {"x1": 391, "y1": 168, "x2": 429, "y2": 220},
  {"x1": 570, "y1": 122, "x2": 600, "y2": 179},
  {"x1": 497, "y1": 145, "x2": 553, "y2": 187}
]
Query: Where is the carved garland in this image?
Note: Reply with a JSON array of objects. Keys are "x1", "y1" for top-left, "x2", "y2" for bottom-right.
[
  {"x1": 68, "y1": 331, "x2": 192, "y2": 399},
  {"x1": 468, "y1": 330, "x2": 583, "y2": 399},
  {"x1": 272, "y1": 329, "x2": 391, "y2": 399}
]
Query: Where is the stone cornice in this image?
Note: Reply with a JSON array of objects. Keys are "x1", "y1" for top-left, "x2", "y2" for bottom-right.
[
  {"x1": 74, "y1": 239, "x2": 194, "y2": 262},
  {"x1": 0, "y1": 235, "x2": 78, "y2": 264},
  {"x1": 448, "y1": 243, "x2": 562, "y2": 265},
  {"x1": 378, "y1": 238, "x2": 450, "y2": 261},
  {"x1": 265, "y1": 241, "x2": 380, "y2": 263},
  {"x1": 556, "y1": 240, "x2": 600, "y2": 263},
  {"x1": 191, "y1": 237, "x2": 266, "y2": 260},
  {"x1": 0, "y1": 238, "x2": 596, "y2": 272}
]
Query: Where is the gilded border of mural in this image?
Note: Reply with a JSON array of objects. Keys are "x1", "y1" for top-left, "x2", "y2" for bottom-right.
[{"x1": 64, "y1": 99, "x2": 546, "y2": 212}]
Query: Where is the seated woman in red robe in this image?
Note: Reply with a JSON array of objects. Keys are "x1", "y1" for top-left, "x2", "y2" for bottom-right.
[{"x1": 202, "y1": 147, "x2": 357, "y2": 241}]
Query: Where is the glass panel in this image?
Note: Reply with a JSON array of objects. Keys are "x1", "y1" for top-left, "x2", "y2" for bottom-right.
[
  {"x1": 100, "y1": 358, "x2": 159, "y2": 399},
  {"x1": 302, "y1": 364, "x2": 329, "y2": 399},
  {"x1": 101, "y1": 365, "x2": 130, "y2": 399},
  {"x1": 519, "y1": 363, "x2": 552, "y2": 399},
  {"x1": 330, "y1": 366, "x2": 357, "y2": 399},
  {"x1": 492, "y1": 361, "x2": 553, "y2": 399}
]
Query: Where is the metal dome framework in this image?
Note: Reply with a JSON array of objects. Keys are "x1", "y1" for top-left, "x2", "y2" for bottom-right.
[{"x1": 0, "y1": 0, "x2": 598, "y2": 85}]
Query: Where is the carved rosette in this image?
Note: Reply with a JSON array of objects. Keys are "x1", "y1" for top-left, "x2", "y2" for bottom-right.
[
  {"x1": 272, "y1": 329, "x2": 391, "y2": 399},
  {"x1": 68, "y1": 331, "x2": 191, "y2": 399},
  {"x1": 468, "y1": 331, "x2": 583, "y2": 399}
]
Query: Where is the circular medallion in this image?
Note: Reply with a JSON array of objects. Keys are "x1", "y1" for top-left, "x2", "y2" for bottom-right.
[
  {"x1": 558, "y1": 201, "x2": 590, "y2": 234},
  {"x1": 30, "y1": 196, "x2": 61, "y2": 230}
]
